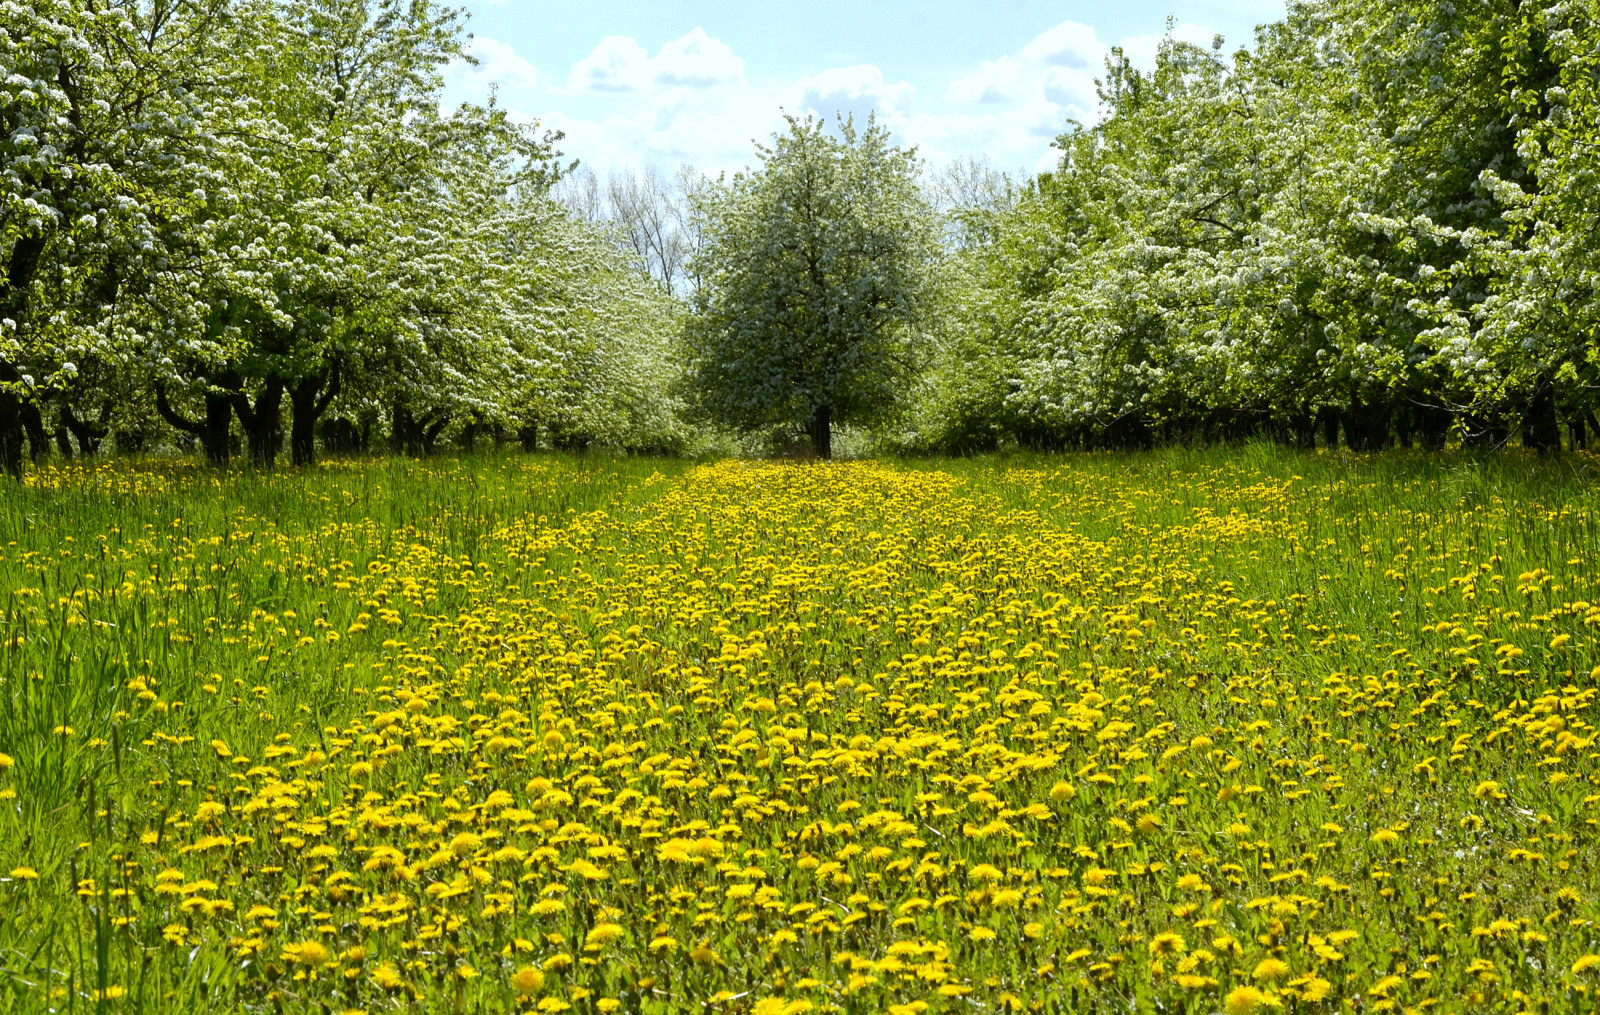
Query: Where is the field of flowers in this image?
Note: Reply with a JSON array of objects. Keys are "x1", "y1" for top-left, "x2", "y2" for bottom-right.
[{"x1": 2, "y1": 449, "x2": 1599, "y2": 1014}]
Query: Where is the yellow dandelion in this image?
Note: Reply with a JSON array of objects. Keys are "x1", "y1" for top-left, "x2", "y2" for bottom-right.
[
  {"x1": 1252, "y1": 957, "x2": 1290, "y2": 982},
  {"x1": 1224, "y1": 985, "x2": 1271, "y2": 1014},
  {"x1": 1573, "y1": 954, "x2": 1600, "y2": 975},
  {"x1": 585, "y1": 923, "x2": 626, "y2": 948},
  {"x1": 512, "y1": 966, "x2": 546, "y2": 996},
  {"x1": 372, "y1": 964, "x2": 405, "y2": 990},
  {"x1": 1149, "y1": 931, "x2": 1186, "y2": 957},
  {"x1": 284, "y1": 940, "x2": 330, "y2": 966},
  {"x1": 10, "y1": 867, "x2": 38, "y2": 881}
]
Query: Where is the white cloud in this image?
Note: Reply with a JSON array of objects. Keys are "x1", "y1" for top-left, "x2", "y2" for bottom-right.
[
  {"x1": 791, "y1": 65, "x2": 916, "y2": 129},
  {"x1": 947, "y1": 56, "x2": 1032, "y2": 104},
  {"x1": 565, "y1": 28, "x2": 744, "y2": 94},
  {"x1": 566, "y1": 35, "x2": 652, "y2": 93},
  {"x1": 1020, "y1": 21, "x2": 1104, "y2": 70},
  {"x1": 458, "y1": 17, "x2": 1222, "y2": 181},
  {"x1": 654, "y1": 28, "x2": 744, "y2": 87},
  {"x1": 446, "y1": 37, "x2": 539, "y2": 95}
]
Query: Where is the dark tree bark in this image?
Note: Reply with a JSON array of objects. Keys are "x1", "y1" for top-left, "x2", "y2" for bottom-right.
[
  {"x1": 21, "y1": 403, "x2": 48, "y2": 463},
  {"x1": 289, "y1": 363, "x2": 340, "y2": 466},
  {"x1": 518, "y1": 422, "x2": 540, "y2": 452},
  {"x1": 421, "y1": 413, "x2": 449, "y2": 455},
  {"x1": 808, "y1": 404, "x2": 833, "y2": 459},
  {"x1": 390, "y1": 401, "x2": 413, "y2": 456},
  {"x1": 390, "y1": 400, "x2": 449, "y2": 456},
  {"x1": 1524, "y1": 376, "x2": 1561, "y2": 454},
  {"x1": 0, "y1": 385, "x2": 23, "y2": 478},
  {"x1": 157, "y1": 384, "x2": 235, "y2": 465},
  {"x1": 229, "y1": 377, "x2": 284, "y2": 466},
  {"x1": 1414, "y1": 400, "x2": 1453, "y2": 450},
  {"x1": 61, "y1": 402, "x2": 111, "y2": 456},
  {"x1": 1318, "y1": 406, "x2": 1340, "y2": 450},
  {"x1": 1345, "y1": 397, "x2": 1392, "y2": 452},
  {"x1": 0, "y1": 235, "x2": 48, "y2": 477}
]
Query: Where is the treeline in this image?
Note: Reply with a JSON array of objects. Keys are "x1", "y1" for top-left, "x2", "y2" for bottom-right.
[
  {"x1": 0, "y1": 0, "x2": 692, "y2": 476},
  {"x1": 8, "y1": 0, "x2": 1599, "y2": 471},
  {"x1": 906, "y1": 0, "x2": 1600, "y2": 454}
]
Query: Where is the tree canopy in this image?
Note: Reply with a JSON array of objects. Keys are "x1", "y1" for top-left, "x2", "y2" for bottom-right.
[
  {"x1": 908, "y1": 0, "x2": 1600, "y2": 454},
  {"x1": 7, "y1": 0, "x2": 1600, "y2": 468},
  {"x1": 683, "y1": 115, "x2": 936, "y2": 458}
]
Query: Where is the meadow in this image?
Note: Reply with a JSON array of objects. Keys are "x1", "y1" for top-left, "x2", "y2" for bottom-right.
[{"x1": 1, "y1": 447, "x2": 1598, "y2": 1014}]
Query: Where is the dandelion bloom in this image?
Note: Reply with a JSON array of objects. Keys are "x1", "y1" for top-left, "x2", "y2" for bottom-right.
[
  {"x1": 512, "y1": 966, "x2": 545, "y2": 996},
  {"x1": 1252, "y1": 958, "x2": 1290, "y2": 982},
  {"x1": 1224, "y1": 985, "x2": 1271, "y2": 1014},
  {"x1": 371, "y1": 964, "x2": 405, "y2": 990},
  {"x1": 1149, "y1": 932, "x2": 1186, "y2": 957},
  {"x1": 283, "y1": 940, "x2": 330, "y2": 966},
  {"x1": 585, "y1": 923, "x2": 625, "y2": 948}
]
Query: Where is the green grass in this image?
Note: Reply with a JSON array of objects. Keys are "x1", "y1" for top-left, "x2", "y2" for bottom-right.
[{"x1": 0, "y1": 446, "x2": 1598, "y2": 1014}]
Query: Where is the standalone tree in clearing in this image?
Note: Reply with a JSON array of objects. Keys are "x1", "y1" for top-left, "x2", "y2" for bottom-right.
[{"x1": 684, "y1": 115, "x2": 936, "y2": 458}]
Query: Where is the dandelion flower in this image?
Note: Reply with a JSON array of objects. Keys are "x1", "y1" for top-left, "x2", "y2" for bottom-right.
[
  {"x1": 512, "y1": 966, "x2": 545, "y2": 996},
  {"x1": 284, "y1": 940, "x2": 330, "y2": 966},
  {"x1": 1149, "y1": 931, "x2": 1186, "y2": 957},
  {"x1": 586, "y1": 923, "x2": 625, "y2": 948},
  {"x1": 1252, "y1": 958, "x2": 1290, "y2": 982},
  {"x1": 1224, "y1": 985, "x2": 1271, "y2": 1014},
  {"x1": 372, "y1": 964, "x2": 405, "y2": 990}
]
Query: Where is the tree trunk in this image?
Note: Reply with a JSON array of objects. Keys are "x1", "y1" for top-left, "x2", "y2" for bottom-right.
[
  {"x1": 1318, "y1": 406, "x2": 1340, "y2": 450},
  {"x1": 61, "y1": 403, "x2": 111, "y2": 456},
  {"x1": 230, "y1": 377, "x2": 284, "y2": 466},
  {"x1": 289, "y1": 363, "x2": 340, "y2": 466},
  {"x1": 391, "y1": 400, "x2": 414, "y2": 456},
  {"x1": 157, "y1": 385, "x2": 234, "y2": 466},
  {"x1": 20, "y1": 403, "x2": 47, "y2": 463},
  {"x1": 1345, "y1": 396, "x2": 1392, "y2": 452},
  {"x1": 422, "y1": 413, "x2": 450, "y2": 455},
  {"x1": 1415, "y1": 400, "x2": 1452, "y2": 449},
  {"x1": 518, "y1": 422, "x2": 539, "y2": 452},
  {"x1": 0, "y1": 386, "x2": 23, "y2": 478},
  {"x1": 1524, "y1": 376, "x2": 1561, "y2": 455},
  {"x1": 808, "y1": 404, "x2": 833, "y2": 460}
]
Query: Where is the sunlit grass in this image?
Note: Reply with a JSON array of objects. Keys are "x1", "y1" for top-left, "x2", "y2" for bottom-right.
[{"x1": 2, "y1": 447, "x2": 1598, "y2": 1013}]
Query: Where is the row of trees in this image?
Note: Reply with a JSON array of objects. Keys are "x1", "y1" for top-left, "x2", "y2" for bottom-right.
[
  {"x1": 905, "y1": 0, "x2": 1600, "y2": 454},
  {"x1": 9, "y1": 0, "x2": 1598, "y2": 467},
  {"x1": 679, "y1": 1, "x2": 1600, "y2": 458},
  {"x1": 1, "y1": 0, "x2": 689, "y2": 476}
]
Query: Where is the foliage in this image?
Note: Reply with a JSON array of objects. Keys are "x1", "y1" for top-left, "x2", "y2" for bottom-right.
[
  {"x1": 910, "y1": 0, "x2": 1600, "y2": 455},
  {"x1": 684, "y1": 116, "x2": 938, "y2": 458},
  {"x1": 0, "y1": 0, "x2": 685, "y2": 473},
  {"x1": 5, "y1": 449, "x2": 1600, "y2": 1011}
]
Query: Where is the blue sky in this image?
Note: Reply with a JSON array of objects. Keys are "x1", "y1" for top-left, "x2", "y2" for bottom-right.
[{"x1": 444, "y1": 0, "x2": 1288, "y2": 177}]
